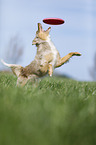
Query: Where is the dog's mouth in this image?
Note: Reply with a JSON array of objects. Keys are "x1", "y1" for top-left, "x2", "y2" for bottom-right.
[
  {"x1": 32, "y1": 41, "x2": 37, "y2": 45},
  {"x1": 32, "y1": 41, "x2": 35, "y2": 45},
  {"x1": 32, "y1": 39, "x2": 41, "y2": 46},
  {"x1": 32, "y1": 39, "x2": 39, "y2": 45},
  {"x1": 32, "y1": 41, "x2": 39, "y2": 46}
]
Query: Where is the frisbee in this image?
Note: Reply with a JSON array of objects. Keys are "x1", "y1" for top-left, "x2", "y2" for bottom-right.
[{"x1": 43, "y1": 18, "x2": 65, "y2": 25}]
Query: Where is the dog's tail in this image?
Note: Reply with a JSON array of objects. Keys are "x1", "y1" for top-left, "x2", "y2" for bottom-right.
[{"x1": 1, "y1": 59, "x2": 23, "y2": 77}]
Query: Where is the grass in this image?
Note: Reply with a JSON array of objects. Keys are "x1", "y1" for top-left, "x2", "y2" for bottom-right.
[{"x1": 0, "y1": 72, "x2": 96, "y2": 145}]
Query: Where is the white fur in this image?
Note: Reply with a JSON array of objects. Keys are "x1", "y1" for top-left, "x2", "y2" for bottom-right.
[
  {"x1": 46, "y1": 36, "x2": 58, "y2": 67},
  {"x1": 1, "y1": 59, "x2": 21, "y2": 67}
]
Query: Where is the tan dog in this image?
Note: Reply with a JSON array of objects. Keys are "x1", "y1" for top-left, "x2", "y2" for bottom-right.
[{"x1": 1, "y1": 23, "x2": 81, "y2": 86}]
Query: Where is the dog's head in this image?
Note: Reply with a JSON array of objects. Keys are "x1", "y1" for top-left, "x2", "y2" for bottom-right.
[{"x1": 32, "y1": 23, "x2": 51, "y2": 45}]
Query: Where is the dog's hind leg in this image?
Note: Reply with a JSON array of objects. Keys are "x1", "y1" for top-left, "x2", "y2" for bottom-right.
[
  {"x1": 17, "y1": 74, "x2": 39, "y2": 87},
  {"x1": 17, "y1": 76, "x2": 28, "y2": 87}
]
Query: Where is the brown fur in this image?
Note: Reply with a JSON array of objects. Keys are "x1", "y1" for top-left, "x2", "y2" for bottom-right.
[{"x1": 1, "y1": 23, "x2": 81, "y2": 86}]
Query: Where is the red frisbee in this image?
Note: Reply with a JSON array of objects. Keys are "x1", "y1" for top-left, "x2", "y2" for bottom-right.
[{"x1": 43, "y1": 18, "x2": 65, "y2": 25}]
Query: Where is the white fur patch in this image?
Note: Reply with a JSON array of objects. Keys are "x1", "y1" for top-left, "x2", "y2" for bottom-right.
[{"x1": 46, "y1": 37, "x2": 58, "y2": 67}]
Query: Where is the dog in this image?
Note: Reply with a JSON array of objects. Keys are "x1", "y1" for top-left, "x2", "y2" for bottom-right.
[{"x1": 1, "y1": 23, "x2": 81, "y2": 86}]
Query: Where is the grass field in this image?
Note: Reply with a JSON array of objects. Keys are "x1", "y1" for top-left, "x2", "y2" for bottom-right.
[{"x1": 0, "y1": 72, "x2": 96, "y2": 145}]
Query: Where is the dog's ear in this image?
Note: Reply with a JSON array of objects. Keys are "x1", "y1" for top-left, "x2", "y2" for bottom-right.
[
  {"x1": 38, "y1": 23, "x2": 44, "y2": 32},
  {"x1": 45, "y1": 27, "x2": 51, "y2": 34},
  {"x1": 38, "y1": 23, "x2": 41, "y2": 32}
]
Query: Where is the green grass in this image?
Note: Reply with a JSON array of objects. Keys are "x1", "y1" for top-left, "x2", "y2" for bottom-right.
[{"x1": 0, "y1": 72, "x2": 96, "y2": 145}]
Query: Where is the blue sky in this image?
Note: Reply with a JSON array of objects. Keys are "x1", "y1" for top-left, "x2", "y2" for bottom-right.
[{"x1": 0, "y1": 0, "x2": 96, "y2": 81}]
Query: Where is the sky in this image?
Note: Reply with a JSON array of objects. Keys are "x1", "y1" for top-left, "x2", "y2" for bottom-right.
[{"x1": 0, "y1": 0, "x2": 96, "y2": 81}]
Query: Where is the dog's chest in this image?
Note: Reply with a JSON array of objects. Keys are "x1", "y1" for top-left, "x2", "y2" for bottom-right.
[
  {"x1": 35, "y1": 39, "x2": 58, "y2": 67},
  {"x1": 46, "y1": 39, "x2": 58, "y2": 66}
]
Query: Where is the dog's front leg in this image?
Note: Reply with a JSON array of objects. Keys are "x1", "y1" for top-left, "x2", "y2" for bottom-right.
[
  {"x1": 48, "y1": 64, "x2": 53, "y2": 77},
  {"x1": 56, "y1": 52, "x2": 81, "y2": 68}
]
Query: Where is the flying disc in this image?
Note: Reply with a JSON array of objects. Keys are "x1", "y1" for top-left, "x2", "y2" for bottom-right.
[{"x1": 43, "y1": 18, "x2": 65, "y2": 25}]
